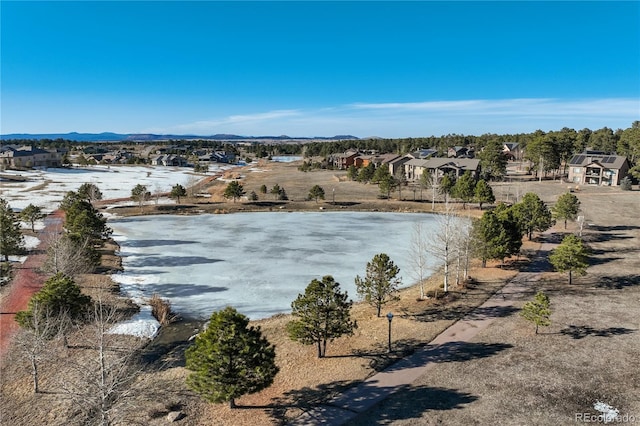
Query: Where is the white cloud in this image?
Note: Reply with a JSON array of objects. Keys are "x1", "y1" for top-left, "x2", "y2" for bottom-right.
[{"x1": 151, "y1": 98, "x2": 639, "y2": 138}]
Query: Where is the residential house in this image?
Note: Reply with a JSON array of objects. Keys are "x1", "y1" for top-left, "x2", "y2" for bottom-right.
[
  {"x1": 0, "y1": 145, "x2": 62, "y2": 169},
  {"x1": 503, "y1": 143, "x2": 522, "y2": 161},
  {"x1": 567, "y1": 154, "x2": 630, "y2": 186},
  {"x1": 411, "y1": 148, "x2": 438, "y2": 159},
  {"x1": 354, "y1": 154, "x2": 375, "y2": 168},
  {"x1": 405, "y1": 158, "x2": 481, "y2": 182},
  {"x1": 329, "y1": 150, "x2": 359, "y2": 170},
  {"x1": 387, "y1": 155, "x2": 412, "y2": 177},
  {"x1": 447, "y1": 146, "x2": 472, "y2": 158},
  {"x1": 150, "y1": 154, "x2": 188, "y2": 167}
]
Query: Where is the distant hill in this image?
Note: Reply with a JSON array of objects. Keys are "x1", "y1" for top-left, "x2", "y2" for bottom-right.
[{"x1": 1, "y1": 132, "x2": 359, "y2": 142}]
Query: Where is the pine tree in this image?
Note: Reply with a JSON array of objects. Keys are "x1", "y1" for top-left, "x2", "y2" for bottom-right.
[
  {"x1": 223, "y1": 181, "x2": 245, "y2": 203},
  {"x1": 520, "y1": 291, "x2": 551, "y2": 334},
  {"x1": 0, "y1": 197, "x2": 25, "y2": 261},
  {"x1": 478, "y1": 139, "x2": 508, "y2": 181},
  {"x1": 77, "y1": 183, "x2": 103, "y2": 203},
  {"x1": 20, "y1": 204, "x2": 46, "y2": 232},
  {"x1": 512, "y1": 192, "x2": 554, "y2": 240},
  {"x1": 549, "y1": 234, "x2": 589, "y2": 284},
  {"x1": 474, "y1": 179, "x2": 495, "y2": 210},
  {"x1": 552, "y1": 192, "x2": 581, "y2": 229},
  {"x1": 287, "y1": 276, "x2": 357, "y2": 358},
  {"x1": 308, "y1": 185, "x2": 325, "y2": 203},
  {"x1": 451, "y1": 171, "x2": 476, "y2": 208},
  {"x1": 355, "y1": 253, "x2": 401, "y2": 317},
  {"x1": 15, "y1": 272, "x2": 92, "y2": 329},
  {"x1": 185, "y1": 307, "x2": 279, "y2": 408},
  {"x1": 170, "y1": 184, "x2": 187, "y2": 204}
]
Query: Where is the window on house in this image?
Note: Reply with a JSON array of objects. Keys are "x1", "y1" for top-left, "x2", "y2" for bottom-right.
[{"x1": 573, "y1": 168, "x2": 582, "y2": 174}]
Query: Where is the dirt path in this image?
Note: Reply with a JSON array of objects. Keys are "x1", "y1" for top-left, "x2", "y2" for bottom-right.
[
  {"x1": 0, "y1": 211, "x2": 64, "y2": 358},
  {"x1": 290, "y1": 232, "x2": 557, "y2": 425}
]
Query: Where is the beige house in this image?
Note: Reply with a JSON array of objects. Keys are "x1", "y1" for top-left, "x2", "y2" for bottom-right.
[
  {"x1": 0, "y1": 145, "x2": 62, "y2": 169},
  {"x1": 567, "y1": 154, "x2": 630, "y2": 186}
]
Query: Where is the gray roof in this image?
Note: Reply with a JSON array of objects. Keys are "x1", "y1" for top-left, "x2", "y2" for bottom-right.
[
  {"x1": 503, "y1": 142, "x2": 520, "y2": 150},
  {"x1": 405, "y1": 158, "x2": 480, "y2": 171},
  {"x1": 568, "y1": 154, "x2": 628, "y2": 170}
]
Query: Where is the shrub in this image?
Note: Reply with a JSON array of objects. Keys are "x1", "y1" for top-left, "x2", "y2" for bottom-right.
[
  {"x1": 148, "y1": 294, "x2": 178, "y2": 325},
  {"x1": 620, "y1": 176, "x2": 632, "y2": 191}
]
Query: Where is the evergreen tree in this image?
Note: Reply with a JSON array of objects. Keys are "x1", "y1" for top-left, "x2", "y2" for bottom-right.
[
  {"x1": 15, "y1": 272, "x2": 92, "y2": 329},
  {"x1": 371, "y1": 164, "x2": 391, "y2": 184},
  {"x1": 61, "y1": 194, "x2": 111, "y2": 245},
  {"x1": 308, "y1": 185, "x2": 325, "y2": 203},
  {"x1": 287, "y1": 276, "x2": 357, "y2": 358},
  {"x1": 270, "y1": 184, "x2": 281, "y2": 200},
  {"x1": 525, "y1": 135, "x2": 561, "y2": 178},
  {"x1": 520, "y1": 291, "x2": 551, "y2": 334},
  {"x1": 0, "y1": 197, "x2": 25, "y2": 261},
  {"x1": 170, "y1": 183, "x2": 187, "y2": 204},
  {"x1": 549, "y1": 234, "x2": 589, "y2": 284},
  {"x1": 223, "y1": 181, "x2": 246, "y2": 203},
  {"x1": 478, "y1": 139, "x2": 507, "y2": 181},
  {"x1": 185, "y1": 307, "x2": 279, "y2": 408},
  {"x1": 259, "y1": 184, "x2": 267, "y2": 194},
  {"x1": 346, "y1": 165, "x2": 358, "y2": 181},
  {"x1": 451, "y1": 171, "x2": 476, "y2": 208},
  {"x1": 438, "y1": 173, "x2": 456, "y2": 202},
  {"x1": 357, "y1": 163, "x2": 375, "y2": 183},
  {"x1": 494, "y1": 203, "x2": 524, "y2": 260},
  {"x1": 355, "y1": 253, "x2": 401, "y2": 317},
  {"x1": 552, "y1": 192, "x2": 581, "y2": 229},
  {"x1": 77, "y1": 183, "x2": 103, "y2": 203},
  {"x1": 474, "y1": 179, "x2": 495, "y2": 210},
  {"x1": 471, "y1": 207, "x2": 522, "y2": 267},
  {"x1": 512, "y1": 192, "x2": 554, "y2": 240},
  {"x1": 131, "y1": 184, "x2": 151, "y2": 210},
  {"x1": 378, "y1": 174, "x2": 397, "y2": 199},
  {"x1": 20, "y1": 203, "x2": 46, "y2": 232}
]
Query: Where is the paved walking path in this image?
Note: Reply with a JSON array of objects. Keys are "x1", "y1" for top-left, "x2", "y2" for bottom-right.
[
  {"x1": 291, "y1": 236, "x2": 556, "y2": 425},
  {"x1": 0, "y1": 212, "x2": 64, "y2": 358}
]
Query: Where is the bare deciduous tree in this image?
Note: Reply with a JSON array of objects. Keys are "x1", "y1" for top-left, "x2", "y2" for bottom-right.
[
  {"x1": 408, "y1": 222, "x2": 431, "y2": 300},
  {"x1": 425, "y1": 201, "x2": 461, "y2": 293},
  {"x1": 60, "y1": 300, "x2": 147, "y2": 426},
  {"x1": 13, "y1": 302, "x2": 63, "y2": 393},
  {"x1": 453, "y1": 216, "x2": 473, "y2": 286},
  {"x1": 42, "y1": 227, "x2": 97, "y2": 278}
]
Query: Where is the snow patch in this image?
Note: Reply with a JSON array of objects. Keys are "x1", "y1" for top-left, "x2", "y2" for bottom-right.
[
  {"x1": 593, "y1": 401, "x2": 620, "y2": 423},
  {"x1": 107, "y1": 305, "x2": 160, "y2": 339}
]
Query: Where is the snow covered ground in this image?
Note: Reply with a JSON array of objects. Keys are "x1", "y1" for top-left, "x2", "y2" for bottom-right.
[
  {"x1": 2, "y1": 164, "x2": 447, "y2": 339},
  {"x1": 0, "y1": 165, "x2": 229, "y2": 212},
  {"x1": 109, "y1": 212, "x2": 443, "y2": 324}
]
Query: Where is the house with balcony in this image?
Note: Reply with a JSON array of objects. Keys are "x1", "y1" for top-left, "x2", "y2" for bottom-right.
[
  {"x1": 567, "y1": 154, "x2": 630, "y2": 186},
  {"x1": 329, "y1": 150, "x2": 360, "y2": 170}
]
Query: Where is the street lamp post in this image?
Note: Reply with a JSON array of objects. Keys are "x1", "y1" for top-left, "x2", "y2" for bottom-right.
[
  {"x1": 332, "y1": 188, "x2": 335, "y2": 205},
  {"x1": 386, "y1": 312, "x2": 394, "y2": 353}
]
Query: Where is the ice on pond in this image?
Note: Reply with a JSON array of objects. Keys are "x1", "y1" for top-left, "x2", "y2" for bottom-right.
[{"x1": 110, "y1": 211, "x2": 446, "y2": 320}]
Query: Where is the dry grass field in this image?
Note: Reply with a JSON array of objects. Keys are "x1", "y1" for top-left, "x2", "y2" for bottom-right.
[{"x1": 1, "y1": 161, "x2": 639, "y2": 425}]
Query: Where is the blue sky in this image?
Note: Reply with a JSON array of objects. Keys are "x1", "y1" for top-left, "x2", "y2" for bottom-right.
[{"x1": 2, "y1": 1, "x2": 639, "y2": 137}]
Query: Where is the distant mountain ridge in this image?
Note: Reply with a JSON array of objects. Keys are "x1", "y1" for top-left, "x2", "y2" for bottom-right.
[{"x1": 1, "y1": 132, "x2": 359, "y2": 142}]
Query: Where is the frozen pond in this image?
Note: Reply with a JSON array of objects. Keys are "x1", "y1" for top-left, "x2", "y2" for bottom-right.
[
  {"x1": 110, "y1": 212, "x2": 441, "y2": 320},
  {"x1": 0, "y1": 165, "x2": 229, "y2": 212}
]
